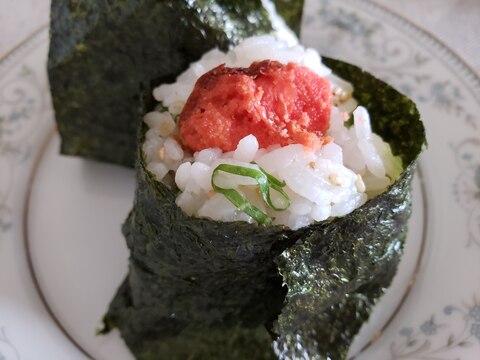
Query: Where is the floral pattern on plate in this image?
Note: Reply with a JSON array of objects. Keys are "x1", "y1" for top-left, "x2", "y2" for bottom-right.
[
  {"x1": 302, "y1": 0, "x2": 480, "y2": 359},
  {"x1": 390, "y1": 296, "x2": 480, "y2": 359},
  {"x1": 1, "y1": 0, "x2": 480, "y2": 358},
  {"x1": 0, "y1": 65, "x2": 46, "y2": 234},
  {"x1": 0, "y1": 328, "x2": 20, "y2": 360},
  {"x1": 303, "y1": 0, "x2": 479, "y2": 130},
  {"x1": 452, "y1": 138, "x2": 480, "y2": 247}
]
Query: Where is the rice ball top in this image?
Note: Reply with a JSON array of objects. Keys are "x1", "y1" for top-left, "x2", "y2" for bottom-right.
[{"x1": 179, "y1": 60, "x2": 332, "y2": 152}]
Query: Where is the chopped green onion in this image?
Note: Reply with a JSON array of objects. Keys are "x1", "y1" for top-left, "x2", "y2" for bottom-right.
[{"x1": 211, "y1": 164, "x2": 290, "y2": 225}]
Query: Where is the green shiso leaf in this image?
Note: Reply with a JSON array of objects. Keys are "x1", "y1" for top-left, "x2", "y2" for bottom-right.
[
  {"x1": 257, "y1": 165, "x2": 291, "y2": 211},
  {"x1": 211, "y1": 163, "x2": 290, "y2": 225},
  {"x1": 104, "y1": 145, "x2": 299, "y2": 359},
  {"x1": 103, "y1": 58, "x2": 425, "y2": 359},
  {"x1": 48, "y1": 0, "x2": 303, "y2": 167}
]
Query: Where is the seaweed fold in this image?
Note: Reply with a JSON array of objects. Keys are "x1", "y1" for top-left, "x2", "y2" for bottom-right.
[
  {"x1": 102, "y1": 58, "x2": 426, "y2": 359},
  {"x1": 48, "y1": 0, "x2": 303, "y2": 167},
  {"x1": 271, "y1": 58, "x2": 425, "y2": 359}
]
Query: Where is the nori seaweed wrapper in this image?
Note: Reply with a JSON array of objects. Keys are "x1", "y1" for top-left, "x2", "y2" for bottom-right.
[
  {"x1": 102, "y1": 58, "x2": 426, "y2": 359},
  {"x1": 48, "y1": 0, "x2": 303, "y2": 167},
  {"x1": 272, "y1": 58, "x2": 425, "y2": 359}
]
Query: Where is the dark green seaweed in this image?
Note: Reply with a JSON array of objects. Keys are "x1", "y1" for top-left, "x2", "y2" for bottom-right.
[
  {"x1": 48, "y1": 0, "x2": 303, "y2": 167},
  {"x1": 273, "y1": 164, "x2": 413, "y2": 359},
  {"x1": 102, "y1": 58, "x2": 425, "y2": 359},
  {"x1": 271, "y1": 58, "x2": 426, "y2": 359}
]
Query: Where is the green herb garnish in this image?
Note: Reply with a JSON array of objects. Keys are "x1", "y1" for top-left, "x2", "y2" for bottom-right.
[{"x1": 211, "y1": 164, "x2": 290, "y2": 225}]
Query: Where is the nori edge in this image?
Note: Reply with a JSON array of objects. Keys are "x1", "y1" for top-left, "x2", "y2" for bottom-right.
[{"x1": 102, "y1": 58, "x2": 426, "y2": 359}]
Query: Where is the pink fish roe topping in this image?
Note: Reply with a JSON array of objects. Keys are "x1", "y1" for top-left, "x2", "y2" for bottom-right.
[{"x1": 179, "y1": 60, "x2": 332, "y2": 152}]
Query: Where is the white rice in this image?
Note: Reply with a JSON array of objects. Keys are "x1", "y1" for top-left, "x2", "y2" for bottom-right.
[
  {"x1": 142, "y1": 36, "x2": 403, "y2": 230},
  {"x1": 261, "y1": 0, "x2": 298, "y2": 47},
  {"x1": 152, "y1": 36, "x2": 332, "y2": 111}
]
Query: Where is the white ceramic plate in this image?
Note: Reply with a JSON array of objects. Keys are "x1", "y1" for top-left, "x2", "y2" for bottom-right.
[{"x1": 1, "y1": 0, "x2": 479, "y2": 359}]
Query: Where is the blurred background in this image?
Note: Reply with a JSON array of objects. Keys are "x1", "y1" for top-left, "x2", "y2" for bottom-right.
[{"x1": 1, "y1": 0, "x2": 479, "y2": 73}]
